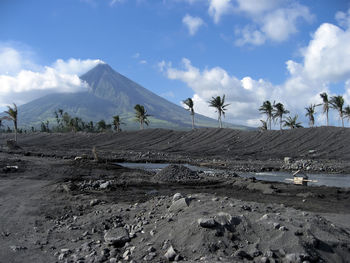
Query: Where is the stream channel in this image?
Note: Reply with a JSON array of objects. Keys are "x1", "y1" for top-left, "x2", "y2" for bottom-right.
[{"x1": 117, "y1": 162, "x2": 350, "y2": 188}]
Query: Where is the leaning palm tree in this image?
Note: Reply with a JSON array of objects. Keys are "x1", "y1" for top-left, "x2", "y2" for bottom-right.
[
  {"x1": 183, "y1": 98, "x2": 195, "y2": 129},
  {"x1": 134, "y1": 104, "x2": 150, "y2": 130},
  {"x1": 208, "y1": 95, "x2": 230, "y2": 128},
  {"x1": 330, "y1": 95, "x2": 345, "y2": 127},
  {"x1": 112, "y1": 115, "x2": 124, "y2": 132},
  {"x1": 259, "y1": 100, "x2": 273, "y2": 130},
  {"x1": 2, "y1": 103, "x2": 18, "y2": 141},
  {"x1": 344, "y1": 105, "x2": 350, "y2": 125},
  {"x1": 273, "y1": 102, "x2": 289, "y2": 130},
  {"x1": 283, "y1": 115, "x2": 303, "y2": 129},
  {"x1": 320, "y1": 92, "x2": 330, "y2": 126},
  {"x1": 305, "y1": 104, "x2": 317, "y2": 127}
]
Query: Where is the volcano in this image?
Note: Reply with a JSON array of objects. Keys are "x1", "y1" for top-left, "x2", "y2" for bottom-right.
[{"x1": 13, "y1": 63, "x2": 249, "y2": 130}]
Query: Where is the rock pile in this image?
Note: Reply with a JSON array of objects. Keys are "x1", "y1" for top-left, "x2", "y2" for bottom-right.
[{"x1": 154, "y1": 164, "x2": 199, "y2": 183}]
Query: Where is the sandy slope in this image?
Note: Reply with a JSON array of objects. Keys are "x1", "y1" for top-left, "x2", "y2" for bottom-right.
[{"x1": 1, "y1": 128, "x2": 350, "y2": 262}]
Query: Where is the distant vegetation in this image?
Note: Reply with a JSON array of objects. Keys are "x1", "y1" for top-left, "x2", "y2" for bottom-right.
[
  {"x1": 3, "y1": 92, "x2": 350, "y2": 137},
  {"x1": 259, "y1": 92, "x2": 350, "y2": 130}
]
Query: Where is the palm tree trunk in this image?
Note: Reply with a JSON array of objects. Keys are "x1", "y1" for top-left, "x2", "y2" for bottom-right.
[
  {"x1": 341, "y1": 114, "x2": 344, "y2": 128},
  {"x1": 218, "y1": 113, "x2": 222, "y2": 128},
  {"x1": 14, "y1": 120, "x2": 17, "y2": 142},
  {"x1": 191, "y1": 114, "x2": 194, "y2": 130},
  {"x1": 280, "y1": 117, "x2": 282, "y2": 130},
  {"x1": 326, "y1": 110, "x2": 329, "y2": 126},
  {"x1": 269, "y1": 116, "x2": 272, "y2": 130}
]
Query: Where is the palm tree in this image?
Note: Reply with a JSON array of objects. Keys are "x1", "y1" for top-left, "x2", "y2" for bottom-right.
[
  {"x1": 305, "y1": 104, "x2": 317, "y2": 127},
  {"x1": 259, "y1": 100, "x2": 273, "y2": 130},
  {"x1": 320, "y1": 92, "x2": 329, "y2": 126},
  {"x1": 330, "y1": 95, "x2": 345, "y2": 127},
  {"x1": 273, "y1": 102, "x2": 289, "y2": 130},
  {"x1": 134, "y1": 104, "x2": 150, "y2": 130},
  {"x1": 283, "y1": 115, "x2": 303, "y2": 129},
  {"x1": 208, "y1": 95, "x2": 230, "y2": 128},
  {"x1": 3, "y1": 103, "x2": 18, "y2": 141},
  {"x1": 183, "y1": 98, "x2": 195, "y2": 129},
  {"x1": 112, "y1": 115, "x2": 124, "y2": 132},
  {"x1": 344, "y1": 106, "x2": 350, "y2": 125}
]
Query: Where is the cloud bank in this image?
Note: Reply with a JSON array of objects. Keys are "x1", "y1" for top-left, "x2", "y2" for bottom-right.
[{"x1": 0, "y1": 45, "x2": 103, "y2": 108}]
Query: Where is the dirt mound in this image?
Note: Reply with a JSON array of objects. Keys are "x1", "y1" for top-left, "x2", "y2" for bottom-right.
[{"x1": 154, "y1": 164, "x2": 200, "y2": 183}]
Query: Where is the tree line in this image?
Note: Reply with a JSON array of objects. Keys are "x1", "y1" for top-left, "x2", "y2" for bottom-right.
[
  {"x1": 259, "y1": 92, "x2": 350, "y2": 130},
  {"x1": 2, "y1": 92, "x2": 349, "y2": 142}
]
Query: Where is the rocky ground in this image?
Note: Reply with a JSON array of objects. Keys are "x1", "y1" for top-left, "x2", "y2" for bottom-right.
[{"x1": 0, "y1": 129, "x2": 350, "y2": 262}]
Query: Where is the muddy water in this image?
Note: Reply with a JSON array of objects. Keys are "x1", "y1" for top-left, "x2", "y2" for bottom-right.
[{"x1": 117, "y1": 162, "x2": 350, "y2": 188}]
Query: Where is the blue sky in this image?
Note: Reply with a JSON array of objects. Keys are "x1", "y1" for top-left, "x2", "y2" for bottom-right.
[{"x1": 1, "y1": 0, "x2": 350, "y2": 127}]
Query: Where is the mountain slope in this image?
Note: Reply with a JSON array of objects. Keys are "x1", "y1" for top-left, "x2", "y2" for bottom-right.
[{"x1": 4, "y1": 63, "x2": 251, "y2": 130}]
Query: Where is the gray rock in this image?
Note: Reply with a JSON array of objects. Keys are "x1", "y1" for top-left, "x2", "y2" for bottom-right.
[
  {"x1": 144, "y1": 252, "x2": 157, "y2": 261},
  {"x1": 90, "y1": 199, "x2": 100, "y2": 206},
  {"x1": 168, "y1": 198, "x2": 189, "y2": 212},
  {"x1": 100, "y1": 181, "x2": 111, "y2": 189},
  {"x1": 214, "y1": 212, "x2": 240, "y2": 229},
  {"x1": 172, "y1": 193, "x2": 183, "y2": 203},
  {"x1": 198, "y1": 218, "x2": 217, "y2": 228},
  {"x1": 104, "y1": 228, "x2": 130, "y2": 247},
  {"x1": 285, "y1": 253, "x2": 301, "y2": 263},
  {"x1": 164, "y1": 245, "x2": 177, "y2": 261}
]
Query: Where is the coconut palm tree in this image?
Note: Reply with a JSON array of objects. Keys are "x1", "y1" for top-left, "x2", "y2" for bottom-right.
[
  {"x1": 273, "y1": 102, "x2": 289, "y2": 130},
  {"x1": 283, "y1": 115, "x2": 303, "y2": 129},
  {"x1": 208, "y1": 95, "x2": 230, "y2": 128},
  {"x1": 183, "y1": 98, "x2": 195, "y2": 129},
  {"x1": 259, "y1": 100, "x2": 273, "y2": 130},
  {"x1": 320, "y1": 92, "x2": 330, "y2": 126},
  {"x1": 344, "y1": 106, "x2": 350, "y2": 125},
  {"x1": 112, "y1": 115, "x2": 124, "y2": 132},
  {"x1": 305, "y1": 104, "x2": 317, "y2": 127},
  {"x1": 134, "y1": 104, "x2": 150, "y2": 130},
  {"x1": 330, "y1": 95, "x2": 345, "y2": 127},
  {"x1": 2, "y1": 103, "x2": 18, "y2": 141}
]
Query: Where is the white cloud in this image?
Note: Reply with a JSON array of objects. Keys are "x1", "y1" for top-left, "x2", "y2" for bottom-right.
[
  {"x1": 182, "y1": 14, "x2": 204, "y2": 35},
  {"x1": 235, "y1": 25, "x2": 266, "y2": 46},
  {"x1": 160, "y1": 20, "x2": 350, "y2": 127},
  {"x1": 302, "y1": 23, "x2": 350, "y2": 82},
  {"x1": 335, "y1": 8, "x2": 350, "y2": 29},
  {"x1": 234, "y1": 1, "x2": 314, "y2": 45},
  {"x1": 139, "y1": 60, "x2": 147, "y2": 64},
  {"x1": 235, "y1": 0, "x2": 280, "y2": 15},
  {"x1": 110, "y1": 0, "x2": 125, "y2": 6},
  {"x1": 0, "y1": 45, "x2": 103, "y2": 108},
  {"x1": 208, "y1": 0, "x2": 234, "y2": 24},
  {"x1": 53, "y1": 58, "x2": 104, "y2": 75}
]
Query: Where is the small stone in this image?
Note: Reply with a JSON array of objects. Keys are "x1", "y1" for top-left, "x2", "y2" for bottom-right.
[
  {"x1": 198, "y1": 218, "x2": 217, "y2": 228},
  {"x1": 104, "y1": 228, "x2": 130, "y2": 247},
  {"x1": 168, "y1": 198, "x2": 189, "y2": 212},
  {"x1": 144, "y1": 252, "x2": 157, "y2": 261},
  {"x1": 90, "y1": 199, "x2": 100, "y2": 206},
  {"x1": 279, "y1": 226, "x2": 288, "y2": 231},
  {"x1": 273, "y1": 223, "x2": 280, "y2": 229},
  {"x1": 172, "y1": 193, "x2": 183, "y2": 202},
  {"x1": 100, "y1": 181, "x2": 111, "y2": 189},
  {"x1": 164, "y1": 246, "x2": 177, "y2": 261}
]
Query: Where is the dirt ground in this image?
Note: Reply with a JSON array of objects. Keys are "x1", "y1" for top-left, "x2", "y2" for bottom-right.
[{"x1": 0, "y1": 128, "x2": 350, "y2": 262}]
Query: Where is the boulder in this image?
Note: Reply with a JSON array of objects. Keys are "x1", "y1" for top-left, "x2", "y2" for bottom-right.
[
  {"x1": 168, "y1": 197, "x2": 189, "y2": 212},
  {"x1": 198, "y1": 218, "x2": 217, "y2": 228},
  {"x1": 104, "y1": 228, "x2": 130, "y2": 247}
]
